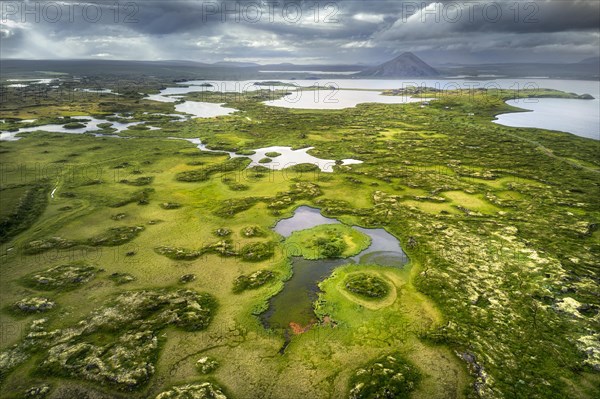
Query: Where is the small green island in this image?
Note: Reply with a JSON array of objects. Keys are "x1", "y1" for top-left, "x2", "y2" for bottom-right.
[{"x1": 284, "y1": 224, "x2": 371, "y2": 259}]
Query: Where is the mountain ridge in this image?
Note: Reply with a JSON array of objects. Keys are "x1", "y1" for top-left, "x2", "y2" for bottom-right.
[{"x1": 358, "y1": 52, "x2": 440, "y2": 77}]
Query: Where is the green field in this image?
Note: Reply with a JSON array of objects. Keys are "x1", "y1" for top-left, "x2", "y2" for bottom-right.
[{"x1": 0, "y1": 82, "x2": 598, "y2": 399}]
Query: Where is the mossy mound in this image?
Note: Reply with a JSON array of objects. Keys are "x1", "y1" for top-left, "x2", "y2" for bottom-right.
[
  {"x1": 196, "y1": 356, "x2": 219, "y2": 374},
  {"x1": 236, "y1": 149, "x2": 256, "y2": 156},
  {"x1": 155, "y1": 382, "x2": 228, "y2": 399},
  {"x1": 1, "y1": 289, "x2": 218, "y2": 391},
  {"x1": 344, "y1": 273, "x2": 390, "y2": 299},
  {"x1": 258, "y1": 157, "x2": 272, "y2": 164},
  {"x1": 87, "y1": 226, "x2": 145, "y2": 246},
  {"x1": 23, "y1": 226, "x2": 144, "y2": 254},
  {"x1": 179, "y1": 274, "x2": 196, "y2": 284},
  {"x1": 24, "y1": 384, "x2": 51, "y2": 398},
  {"x1": 241, "y1": 226, "x2": 266, "y2": 237},
  {"x1": 240, "y1": 242, "x2": 274, "y2": 262},
  {"x1": 213, "y1": 227, "x2": 232, "y2": 237},
  {"x1": 285, "y1": 224, "x2": 371, "y2": 260},
  {"x1": 23, "y1": 237, "x2": 77, "y2": 254},
  {"x1": 13, "y1": 296, "x2": 56, "y2": 313},
  {"x1": 176, "y1": 157, "x2": 249, "y2": 182},
  {"x1": 348, "y1": 353, "x2": 421, "y2": 399},
  {"x1": 155, "y1": 246, "x2": 204, "y2": 260},
  {"x1": 233, "y1": 270, "x2": 275, "y2": 293},
  {"x1": 120, "y1": 176, "x2": 153, "y2": 186},
  {"x1": 213, "y1": 197, "x2": 262, "y2": 218},
  {"x1": 265, "y1": 151, "x2": 281, "y2": 158},
  {"x1": 160, "y1": 202, "x2": 182, "y2": 209},
  {"x1": 62, "y1": 122, "x2": 85, "y2": 129},
  {"x1": 21, "y1": 262, "x2": 98, "y2": 291},
  {"x1": 110, "y1": 188, "x2": 154, "y2": 207},
  {"x1": 108, "y1": 272, "x2": 136, "y2": 285},
  {"x1": 287, "y1": 163, "x2": 320, "y2": 173}
]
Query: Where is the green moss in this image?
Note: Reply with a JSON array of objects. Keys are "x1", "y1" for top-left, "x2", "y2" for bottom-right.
[
  {"x1": 196, "y1": 357, "x2": 219, "y2": 374},
  {"x1": 284, "y1": 224, "x2": 371, "y2": 260},
  {"x1": 240, "y1": 226, "x2": 266, "y2": 237},
  {"x1": 120, "y1": 176, "x2": 154, "y2": 186},
  {"x1": 21, "y1": 262, "x2": 99, "y2": 291},
  {"x1": 108, "y1": 272, "x2": 136, "y2": 285},
  {"x1": 0, "y1": 184, "x2": 50, "y2": 243},
  {"x1": 12, "y1": 296, "x2": 56, "y2": 314},
  {"x1": 348, "y1": 353, "x2": 421, "y2": 399},
  {"x1": 265, "y1": 151, "x2": 281, "y2": 158},
  {"x1": 155, "y1": 246, "x2": 205, "y2": 260},
  {"x1": 62, "y1": 122, "x2": 86, "y2": 129},
  {"x1": 155, "y1": 382, "x2": 228, "y2": 399},
  {"x1": 1, "y1": 289, "x2": 217, "y2": 390},
  {"x1": 344, "y1": 273, "x2": 390, "y2": 299},
  {"x1": 233, "y1": 270, "x2": 275, "y2": 293},
  {"x1": 87, "y1": 226, "x2": 145, "y2": 246},
  {"x1": 240, "y1": 242, "x2": 274, "y2": 262},
  {"x1": 160, "y1": 202, "x2": 182, "y2": 209}
]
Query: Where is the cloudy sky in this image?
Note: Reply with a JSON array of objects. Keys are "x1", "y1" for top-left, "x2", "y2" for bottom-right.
[{"x1": 1, "y1": 0, "x2": 598, "y2": 65}]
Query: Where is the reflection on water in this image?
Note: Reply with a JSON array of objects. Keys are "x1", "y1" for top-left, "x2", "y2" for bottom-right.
[
  {"x1": 0, "y1": 116, "x2": 155, "y2": 141},
  {"x1": 262, "y1": 206, "x2": 408, "y2": 333},
  {"x1": 494, "y1": 98, "x2": 599, "y2": 140},
  {"x1": 185, "y1": 139, "x2": 362, "y2": 173}
]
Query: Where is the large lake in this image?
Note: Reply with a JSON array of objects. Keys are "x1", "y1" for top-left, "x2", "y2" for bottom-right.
[
  {"x1": 494, "y1": 98, "x2": 599, "y2": 140},
  {"x1": 166, "y1": 79, "x2": 599, "y2": 138},
  {"x1": 3, "y1": 78, "x2": 597, "y2": 140}
]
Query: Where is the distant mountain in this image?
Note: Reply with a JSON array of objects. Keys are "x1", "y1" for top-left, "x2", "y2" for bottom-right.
[
  {"x1": 358, "y1": 52, "x2": 439, "y2": 77},
  {"x1": 213, "y1": 61, "x2": 260, "y2": 67}
]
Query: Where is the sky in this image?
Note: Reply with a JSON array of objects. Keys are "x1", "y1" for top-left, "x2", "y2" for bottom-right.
[{"x1": 1, "y1": 0, "x2": 599, "y2": 65}]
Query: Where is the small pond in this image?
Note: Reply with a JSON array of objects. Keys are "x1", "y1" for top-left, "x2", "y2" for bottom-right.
[
  {"x1": 261, "y1": 206, "x2": 408, "y2": 337},
  {"x1": 0, "y1": 116, "x2": 158, "y2": 141}
]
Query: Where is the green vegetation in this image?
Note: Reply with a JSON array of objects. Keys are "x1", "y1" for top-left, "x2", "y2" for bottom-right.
[
  {"x1": 233, "y1": 270, "x2": 275, "y2": 293},
  {"x1": 120, "y1": 176, "x2": 154, "y2": 186},
  {"x1": 265, "y1": 151, "x2": 281, "y2": 157},
  {"x1": 0, "y1": 289, "x2": 216, "y2": 390},
  {"x1": 23, "y1": 226, "x2": 144, "y2": 254},
  {"x1": 155, "y1": 383, "x2": 228, "y2": 399},
  {"x1": 195, "y1": 356, "x2": 219, "y2": 374},
  {"x1": 0, "y1": 184, "x2": 50, "y2": 243},
  {"x1": 108, "y1": 272, "x2": 136, "y2": 285},
  {"x1": 11, "y1": 297, "x2": 55, "y2": 314},
  {"x1": 62, "y1": 122, "x2": 86, "y2": 129},
  {"x1": 160, "y1": 202, "x2": 182, "y2": 209},
  {"x1": 344, "y1": 273, "x2": 390, "y2": 299},
  {"x1": 0, "y1": 80, "x2": 598, "y2": 399},
  {"x1": 240, "y1": 242, "x2": 274, "y2": 261},
  {"x1": 285, "y1": 224, "x2": 371, "y2": 259},
  {"x1": 21, "y1": 262, "x2": 99, "y2": 291},
  {"x1": 348, "y1": 353, "x2": 421, "y2": 399},
  {"x1": 241, "y1": 226, "x2": 266, "y2": 237}
]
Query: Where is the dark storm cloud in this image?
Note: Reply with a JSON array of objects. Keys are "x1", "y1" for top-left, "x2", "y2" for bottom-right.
[
  {"x1": 0, "y1": 0, "x2": 598, "y2": 63},
  {"x1": 377, "y1": 0, "x2": 600, "y2": 41}
]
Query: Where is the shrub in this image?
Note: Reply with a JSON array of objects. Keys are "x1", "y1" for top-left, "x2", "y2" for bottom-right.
[
  {"x1": 22, "y1": 262, "x2": 98, "y2": 291},
  {"x1": 240, "y1": 242, "x2": 274, "y2": 262},
  {"x1": 233, "y1": 270, "x2": 275, "y2": 293},
  {"x1": 108, "y1": 272, "x2": 136, "y2": 285},
  {"x1": 344, "y1": 274, "x2": 390, "y2": 298},
  {"x1": 348, "y1": 353, "x2": 421, "y2": 399}
]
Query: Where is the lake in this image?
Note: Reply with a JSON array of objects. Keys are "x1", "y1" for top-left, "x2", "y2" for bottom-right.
[
  {"x1": 185, "y1": 139, "x2": 362, "y2": 172},
  {"x1": 494, "y1": 98, "x2": 599, "y2": 140},
  {"x1": 160, "y1": 79, "x2": 599, "y2": 138}
]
